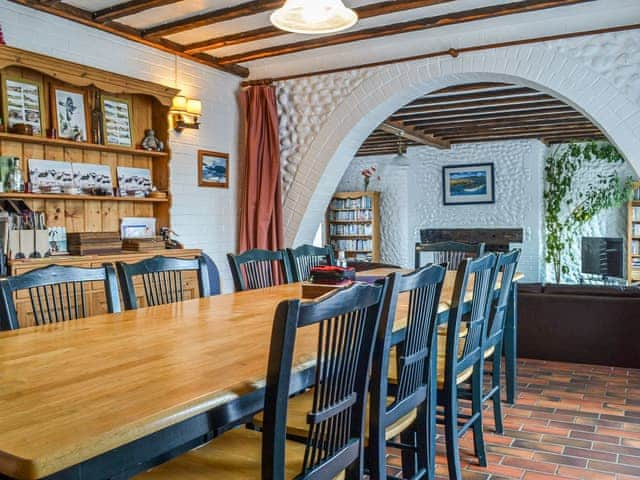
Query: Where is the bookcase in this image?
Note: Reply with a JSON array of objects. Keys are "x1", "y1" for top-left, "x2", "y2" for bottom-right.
[
  {"x1": 326, "y1": 191, "x2": 380, "y2": 262},
  {"x1": 628, "y1": 182, "x2": 640, "y2": 283}
]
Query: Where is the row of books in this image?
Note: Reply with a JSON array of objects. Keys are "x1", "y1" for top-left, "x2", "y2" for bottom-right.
[
  {"x1": 329, "y1": 224, "x2": 373, "y2": 236},
  {"x1": 634, "y1": 186, "x2": 640, "y2": 201},
  {"x1": 633, "y1": 258, "x2": 640, "y2": 269},
  {"x1": 328, "y1": 210, "x2": 373, "y2": 221},
  {"x1": 633, "y1": 224, "x2": 640, "y2": 237},
  {"x1": 632, "y1": 240, "x2": 640, "y2": 256},
  {"x1": 330, "y1": 196, "x2": 372, "y2": 210},
  {"x1": 633, "y1": 206, "x2": 640, "y2": 222},
  {"x1": 330, "y1": 239, "x2": 372, "y2": 252}
]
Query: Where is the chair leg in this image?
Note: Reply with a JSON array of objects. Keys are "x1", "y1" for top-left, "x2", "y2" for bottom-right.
[
  {"x1": 492, "y1": 350, "x2": 504, "y2": 434},
  {"x1": 444, "y1": 387, "x2": 463, "y2": 480},
  {"x1": 415, "y1": 403, "x2": 431, "y2": 479},
  {"x1": 368, "y1": 423, "x2": 387, "y2": 480},
  {"x1": 471, "y1": 365, "x2": 487, "y2": 467},
  {"x1": 400, "y1": 428, "x2": 417, "y2": 479}
]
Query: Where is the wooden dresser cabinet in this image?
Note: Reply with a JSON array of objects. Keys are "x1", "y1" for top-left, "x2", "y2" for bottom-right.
[{"x1": 9, "y1": 249, "x2": 202, "y2": 327}]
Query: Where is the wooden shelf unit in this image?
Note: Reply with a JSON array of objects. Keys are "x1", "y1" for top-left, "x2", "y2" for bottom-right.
[
  {"x1": 628, "y1": 182, "x2": 640, "y2": 283},
  {"x1": 0, "y1": 46, "x2": 179, "y2": 237},
  {"x1": 326, "y1": 191, "x2": 380, "y2": 262}
]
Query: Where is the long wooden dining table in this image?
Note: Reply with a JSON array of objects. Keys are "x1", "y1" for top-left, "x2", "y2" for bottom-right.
[{"x1": 0, "y1": 269, "x2": 520, "y2": 480}]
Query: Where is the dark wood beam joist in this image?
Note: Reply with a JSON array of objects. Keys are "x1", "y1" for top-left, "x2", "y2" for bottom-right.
[
  {"x1": 423, "y1": 118, "x2": 592, "y2": 134},
  {"x1": 143, "y1": 0, "x2": 285, "y2": 38},
  {"x1": 184, "y1": 0, "x2": 457, "y2": 54},
  {"x1": 93, "y1": 0, "x2": 181, "y2": 22},
  {"x1": 393, "y1": 101, "x2": 568, "y2": 121},
  {"x1": 402, "y1": 108, "x2": 577, "y2": 126},
  {"x1": 397, "y1": 94, "x2": 558, "y2": 115},
  {"x1": 7, "y1": 0, "x2": 249, "y2": 77},
  {"x1": 407, "y1": 86, "x2": 537, "y2": 107},
  {"x1": 380, "y1": 120, "x2": 450, "y2": 150},
  {"x1": 220, "y1": 0, "x2": 597, "y2": 64},
  {"x1": 431, "y1": 82, "x2": 509, "y2": 94},
  {"x1": 441, "y1": 127, "x2": 601, "y2": 141}
]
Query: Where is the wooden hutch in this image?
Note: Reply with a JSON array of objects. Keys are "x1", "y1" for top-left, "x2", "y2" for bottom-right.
[
  {"x1": 0, "y1": 46, "x2": 201, "y2": 324},
  {"x1": 628, "y1": 181, "x2": 640, "y2": 283}
]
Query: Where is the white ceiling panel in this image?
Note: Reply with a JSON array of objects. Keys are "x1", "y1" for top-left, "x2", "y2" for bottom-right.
[{"x1": 63, "y1": 0, "x2": 124, "y2": 10}]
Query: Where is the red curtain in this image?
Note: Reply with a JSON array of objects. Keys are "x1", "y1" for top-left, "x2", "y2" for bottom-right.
[{"x1": 238, "y1": 85, "x2": 284, "y2": 252}]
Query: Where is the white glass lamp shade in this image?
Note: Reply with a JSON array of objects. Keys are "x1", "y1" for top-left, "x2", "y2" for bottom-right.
[
  {"x1": 270, "y1": 0, "x2": 358, "y2": 34},
  {"x1": 171, "y1": 95, "x2": 187, "y2": 113},
  {"x1": 186, "y1": 99, "x2": 202, "y2": 116}
]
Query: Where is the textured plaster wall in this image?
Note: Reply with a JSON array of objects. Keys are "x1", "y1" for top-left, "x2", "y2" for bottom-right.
[
  {"x1": 1, "y1": 1, "x2": 241, "y2": 291},
  {"x1": 276, "y1": 30, "x2": 640, "y2": 252},
  {"x1": 337, "y1": 141, "x2": 546, "y2": 281}
]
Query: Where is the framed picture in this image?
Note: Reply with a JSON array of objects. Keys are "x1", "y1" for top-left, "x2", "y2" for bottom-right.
[
  {"x1": 198, "y1": 150, "x2": 229, "y2": 188},
  {"x1": 101, "y1": 95, "x2": 133, "y2": 147},
  {"x1": 28, "y1": 159, "x2": 74, "y2": 193},
  {"x1": 51, "y1": 86, "x2": 89, "y2": 141},
  {"x1": 442, "y1": 163, "x2": 495, "y2": 205},
  {"x1": 71, "y1": 163, "x2": 113, "y2": 195},
  {"x1": 1, "y1": 75, "x2": 45, "y2": 136},
  {"x1": 117, "y1": 166, "x2": 152, "y2": 197}
]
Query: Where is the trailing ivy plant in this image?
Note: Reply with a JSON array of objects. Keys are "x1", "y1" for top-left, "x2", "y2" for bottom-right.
[{"x1": 544, "y1": 141, "x2": 633, "y2": 283}]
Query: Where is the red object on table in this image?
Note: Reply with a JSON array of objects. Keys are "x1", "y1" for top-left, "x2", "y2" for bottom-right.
[
  {"x1": 0, "y1": 25, "x2": 5, "y2": 45},
  {"x1": 310, "y1": 265, "x2": 356, "y2": 285}
]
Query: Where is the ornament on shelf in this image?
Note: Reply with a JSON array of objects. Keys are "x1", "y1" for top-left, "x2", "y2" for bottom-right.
[{"x1": 141, "y1": 129, "x2": 164, "y2": 152}]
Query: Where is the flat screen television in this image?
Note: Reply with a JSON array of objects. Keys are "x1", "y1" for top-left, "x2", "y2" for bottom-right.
[{"x1": 581, "y1": 237, "x2": 624, "y2": 279}]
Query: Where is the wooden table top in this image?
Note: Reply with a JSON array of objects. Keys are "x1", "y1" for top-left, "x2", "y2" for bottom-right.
[{"x1": 0, "y1": 269, "x2": 521, "y2": 479}]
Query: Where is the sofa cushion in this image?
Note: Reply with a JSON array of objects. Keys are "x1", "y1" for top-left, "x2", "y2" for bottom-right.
[{"x1": 543, "y1": 284, "x2": 640, "y2": 298}]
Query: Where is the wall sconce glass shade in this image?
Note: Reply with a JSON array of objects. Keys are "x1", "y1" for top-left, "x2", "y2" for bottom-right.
[
  {"x1": 171, "y1": 95, "x2": 187, "y2": 113},
  {"x1": 186, "y1": 99, "x2": 202, "y2": 115},
  {"x1": 270, "y1": 0, "x2": 358, "y2": 34}
]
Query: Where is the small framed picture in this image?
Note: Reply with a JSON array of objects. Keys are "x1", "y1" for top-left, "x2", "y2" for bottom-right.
[
  {"x1": 117, "y1": 166, "x2": 152, "y2": 197},
  {"x1": 51, "y1": 86, "x2": 89, "y2": 141},
  {"x1": 198, "y1": 150, "x2": 229, "y2": 188},
  {"x1": 1, "y1": 75, "x2": 46, "y2": 136},
  {"x1": 442, "y1": 163, "x2": 495, "y2": 205},
  {"x1": 101, "y1": 95, "x2": 133, "y2": 147}
]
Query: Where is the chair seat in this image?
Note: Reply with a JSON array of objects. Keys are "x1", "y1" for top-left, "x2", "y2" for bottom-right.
[
  {"x1": 254, "y1": 390, "x2": 416, "y2": 443},
  {"x1": 134, "y1": 427, "x2": 344, "y2": 480}
]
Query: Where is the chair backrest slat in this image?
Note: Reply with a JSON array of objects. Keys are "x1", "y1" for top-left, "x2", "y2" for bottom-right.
[
  {"x1": 287, "y1": 245, "x2": 336, "y2": 282},
  {"x1": 116, "y1": 255, "x2": 213, "y2": 310},
  {"x1": 227, "y1": 249, "x2": 292, "y2": 291},
  {"x1": 261, "y1": 282, "x2": 385, "y2": 480},
  {"x1": 0, "y1": 264, "x2": 120, "y2": 330},
  {"x1": 415, "y1": 241, "x2": 485, "y2": 270},
  {"x1": 486, "y1": 249, "x2": 521, "y2": 345}
]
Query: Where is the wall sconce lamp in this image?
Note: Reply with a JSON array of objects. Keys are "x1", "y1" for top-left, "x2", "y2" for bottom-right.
[{"x1": 171, "y1": 96, "x2": 202, "y2": 132}]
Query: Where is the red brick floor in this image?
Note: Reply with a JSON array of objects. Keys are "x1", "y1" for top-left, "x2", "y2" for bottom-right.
[{"x1": 386, "y1": 358, "x2": 640, "y2": 479}]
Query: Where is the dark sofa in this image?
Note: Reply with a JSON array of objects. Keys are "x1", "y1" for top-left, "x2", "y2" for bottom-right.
[{"x1": 518, "y1": 283, "x2": 640, "y2": 368}]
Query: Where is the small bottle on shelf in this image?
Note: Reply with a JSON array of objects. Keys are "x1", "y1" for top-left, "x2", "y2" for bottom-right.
[
  {"x1": 7, "y1": 157, "x2": 25, "y2": 193},
  {"x1": 337, "y1": 250, "x2": 347, "y2": 268}
]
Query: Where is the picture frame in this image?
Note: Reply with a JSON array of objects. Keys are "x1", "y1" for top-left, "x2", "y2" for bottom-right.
[
  {"x1": 442, "y1": 163, "x2": 495, "y2": 205},
  {"x1": 198, "y1": 150, "x2": 229, "y2": 188},
  {"x1": 1, "y1": 75, "x2": 46, "y2": 136},
  {"x1": 117, "y1": 166, "x2": 152, "y2": 197},
  {"x1": 51, "y1": 85, "x2": 90, "y2": 142},
  {"x1": 101, "y1": 95, "x2": 133, "y2": 147},
  {"x1": 28, "y1": 159, "x2": 74, "y2": 194},
  {"x1": 71, "y1": 162, "x2": 113, "y2": 196}
]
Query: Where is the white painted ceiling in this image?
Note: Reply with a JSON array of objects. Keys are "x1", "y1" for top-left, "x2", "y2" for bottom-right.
[{"x1": 56, "y1": 0, "x2": 640, "y2": 78}]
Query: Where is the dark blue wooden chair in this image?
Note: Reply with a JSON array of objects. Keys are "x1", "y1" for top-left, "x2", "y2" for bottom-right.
[
  {"x1": 479, "y1": 249, "x2": 521, "y2": 433},
  {"x1": 286, "y1": 244, "x2": 335, "y2": 282},
  {"x1": 133, "y1": 282, "x2": 386, "y2": 480},
  {"x1": 227, "y1": 248, "x2": 292, "y2": 291},
  {"x1": 370, "y1": 264, "x2": 446, "y2": 480},
  {"x1": 0, "y1": 263, "x2": 120, "y2": 330},
  {"x1": 415, "y1": 241, "x2": 485, "y2": 270},
  {"x1": 116, "y1": 255, "x2": 213, "y2": 310},
  {"x1": 437, "y1": 254, "x2": 497, "y2": 480}
]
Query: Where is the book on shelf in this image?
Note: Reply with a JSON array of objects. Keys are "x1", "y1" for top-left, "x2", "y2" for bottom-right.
[
  {"x1": 328, "y1": 210, "x2": 373, "y2": 221},
  {"x1": 633, "y1": 240, "x2": 640, "y2": 256},
  {"x1": 633, "y1": 206, "x2": 640, "y2": 222},
  {"x1": 633, "y1": 224, "x2": 640, "y2": 237},
  {"x1": 330, "y1": 195, "x2": 372, "y2": 210},
  {"x1": 330, "y1": 239, "x2": 372, "y2": 251},
  {"x1": 634, "y1": 185, "x2": 640, "y2": 201},
  {"x1": 329, "y1": 223, "x2": 373, "y2": 236}
]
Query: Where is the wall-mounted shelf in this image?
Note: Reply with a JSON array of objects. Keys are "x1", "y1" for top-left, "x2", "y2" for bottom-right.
[
  {"x1": 0, "y1": 133, "x2": 168, "y2": 158},
  {"x1": 0, "y1": 192, "x2": 168, "y2": 203}
]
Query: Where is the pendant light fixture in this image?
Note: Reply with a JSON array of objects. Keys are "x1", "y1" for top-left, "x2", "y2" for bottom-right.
[
  {"x1": 271, "y1": 0, "x2": 358, "y2": 35},
  {"x1": 391, "y1": 139, "x2": 409, "y2": 167}
]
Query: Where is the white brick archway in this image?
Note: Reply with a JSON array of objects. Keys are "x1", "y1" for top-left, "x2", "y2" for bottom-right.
[{"x1": 282, "y1": 43, "x2": 640, "y2": 246}]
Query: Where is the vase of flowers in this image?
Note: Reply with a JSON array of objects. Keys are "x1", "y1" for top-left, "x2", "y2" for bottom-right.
[{"x1": 361, "y1": 166, "x2": 380, "y2": 191}]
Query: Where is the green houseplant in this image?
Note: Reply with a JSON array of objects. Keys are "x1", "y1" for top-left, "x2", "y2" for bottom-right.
[{"x1": 544, "y1": 141, "x2": 633, "y2": 283}]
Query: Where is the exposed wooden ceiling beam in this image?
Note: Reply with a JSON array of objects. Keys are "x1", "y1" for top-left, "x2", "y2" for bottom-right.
[
  {"x1": 219, "y1": 0, "x2": 597, "y2": 64},
  {"x1": 93, "y1": 0, "x2": 181, "y2": 22},
  {"x1": 424, "y1": 118, "x2": 592, "y2": 133},
  {"x1": 441, "y1": 126, "x2": 601, "y2": 141},
  {"x1": 545, "y1": 135, "x2": 607, "y2": 144},
  {"x1": 393, "y1": 102, "x2": 568, "y2": 121},
  {"x1": 380, "y1": 120, "x2": 450, "y2": 150},
  {"x1": 408, "y1": 87, "x2": 537, "y2": 106},
  {"x1": 183, "y1": 0, "x2": 456, "y2": 54},
  {"x1": 143, "y1": 0, "x2": 285, "y2": 38},
  {"x1": 403, "y1": 108, "x2": 577, "y2": 126},
  {"x1": 7, "y1": 0, "x2": 249, "y2": 77},
  {"x1": 397, "y1": 95, "x2": 558, "y2": 115},
  {"x1": 430, "y1": 82, "x2": 510, "y2": 94}
]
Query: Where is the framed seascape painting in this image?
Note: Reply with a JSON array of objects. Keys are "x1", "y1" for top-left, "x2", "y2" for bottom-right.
[
  {"x1": 101, "y1": 95, "x2": 133, "y2": 147},
  {"x1": 198, "y1": 150, "x2": 229, "y2": 188},
  {"x1": 442, "y1": 163, "x2": 495, "y2": 205},
  {"x1": 51, "y1": 86, "x2": 89, "y2": 142},
  {"x1": 1, "y1": 76, "x2": 45, "y2": 136}
]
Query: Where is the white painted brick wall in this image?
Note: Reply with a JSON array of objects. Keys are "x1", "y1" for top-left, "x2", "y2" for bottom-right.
[{"x1": 0, "y1": 0, "x2": 241, "y2": 291}]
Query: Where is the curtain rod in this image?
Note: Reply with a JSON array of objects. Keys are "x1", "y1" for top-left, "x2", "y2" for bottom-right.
[{"x1": 240, "y1": 23, "x2": 640, "y2": 87}]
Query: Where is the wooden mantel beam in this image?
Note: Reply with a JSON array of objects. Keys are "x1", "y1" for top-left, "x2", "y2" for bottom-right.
[
  {"x1": 219, "y1": 0, "x2": 597, "y2": 64},
  {"x1": 93, "y1": 1, "x2": 182, "y2": 23},
  {"x1": 380, "y1": 120, "x2": 450, "y2": 150}
]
